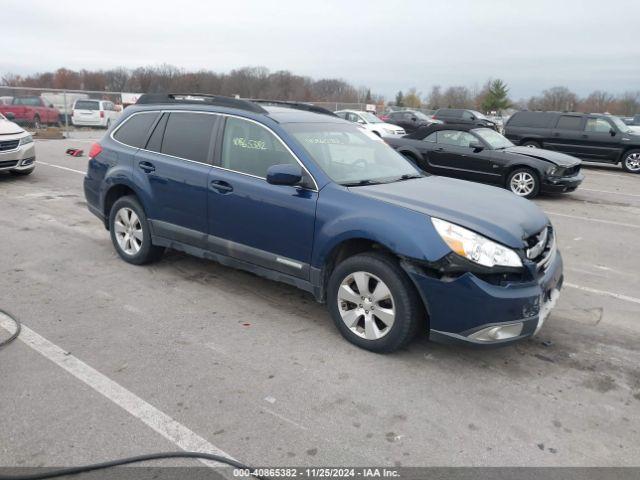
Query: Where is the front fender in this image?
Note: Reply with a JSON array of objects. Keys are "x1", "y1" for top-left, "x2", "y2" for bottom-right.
[{"x1": 312, "y1": 184, "x2": 450, "y2": 268}]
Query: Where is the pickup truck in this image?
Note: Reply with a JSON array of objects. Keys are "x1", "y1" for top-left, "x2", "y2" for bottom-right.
[{"x1": 0, "y1": 97, "x2": 61, "y2": 128}]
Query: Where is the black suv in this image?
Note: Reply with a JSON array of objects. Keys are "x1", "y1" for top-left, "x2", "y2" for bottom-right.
[
  {"x1": 385, "y1": 110, "x2": 440, "y2": 133},
  {"x1": 433, "y1": 108, "x2": 498, "y2": 131},
  {"x1": 504, "y1": 111, "x2": 640, "y2": 174}
]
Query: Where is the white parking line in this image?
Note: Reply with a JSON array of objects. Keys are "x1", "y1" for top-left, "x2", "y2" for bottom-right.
[
  {"x1": 38, "y1": 161, "x2": 85, "y2": 175},
  {"x1": 0, "y1": 314, "x2": 236, "y2": 467},
  {"x1": 585, "y1": 170, "x2": 627, "y2": 179},
  {"x1": 545, "y1": 211, "x2": 640, "y2": 229},
  {"x1": 579, "y1": 188, "x2": 640, "y2": 198},
  {"x1": 565, "y1": 283, "x2": 640, "y2": 305}
]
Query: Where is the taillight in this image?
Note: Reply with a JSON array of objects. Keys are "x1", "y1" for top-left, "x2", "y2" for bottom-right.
[
  {"x1": 89, "y1": 143, "x2": 103, "y2": 159},
  {"x1": 100, "y1": 111, "x2": 104, "y2": 118}
]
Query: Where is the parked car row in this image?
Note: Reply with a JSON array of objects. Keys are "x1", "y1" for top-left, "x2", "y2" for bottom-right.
[
  {"x1": 0, "y1": 96, "x2": 121, "y2": 129},
  {"x1": 83, "y1": 94, "x2": 564, "y2": 353}
]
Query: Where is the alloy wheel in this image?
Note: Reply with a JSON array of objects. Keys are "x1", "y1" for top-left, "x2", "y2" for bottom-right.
[
  {"x1": 625, "y1": 152, "x2": 640, "y2": 172},
  {"x1": 337, "y1": 271, "x2": 395, "y2": 340},
  {"x1": 113, "y1": 207, "x2": 143, "y2": 255},
  {"x1": 510, "y1": 172, "x2": 535, "y2": 196}
]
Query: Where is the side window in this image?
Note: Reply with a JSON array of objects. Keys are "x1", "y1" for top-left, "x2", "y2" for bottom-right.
[
  {"x1": 423, "y1": 132, "x2": 438, "y2": 142},
  {"x1": 113, "y1": 112, "x2": 159, "y2": 148},
  {"x1": 161, "y1": 112, "x2": 217, "y2": 163},
  {"x1": 438, "y1": 130, "x2": 475, "y2": 147},
  {"x1": 585, "y1": 118, "x2": 612, "y2": 133},
  {"x1": 556, "y1": 115, "x2": 583, "y2": 131},
  {"x1": 221, "y1": 117, "x2": 298, "y2": 178},
  {"x1": 145, "y1": 113, "x2": 168, "y2": 153},
  {"x1": 462, "y1": 111, "x2": 474, "y2": 120},
  {"x1": 336, "y1": 112, "x2": 347, "y2": 119}
]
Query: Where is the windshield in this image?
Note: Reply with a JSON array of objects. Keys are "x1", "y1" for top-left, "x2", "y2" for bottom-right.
[
  {"x1": 360, "y1": 112, "x2": 383, "y2": 123},
  {"x1": 473, "y1": 128, "x2": 514, "y2": 149},
  {"x1": 609, "y1": 115, "x2": 631, "y2": 133},
  {"x1": 284, "y1": 123, "x2": 421, "y2": 185},
  {"x1": 471, "y1": 110, "x2": 488, "y2": 120}
]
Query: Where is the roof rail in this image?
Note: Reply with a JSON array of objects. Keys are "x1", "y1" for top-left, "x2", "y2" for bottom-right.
[
  {"x1": 136, "y1": 93, "x2": 268, "y2": 114},
  {"x1": 251, "y1": 99, "x2": 337, "y2": 117}
]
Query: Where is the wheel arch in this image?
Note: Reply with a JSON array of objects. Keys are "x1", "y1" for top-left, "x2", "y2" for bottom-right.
[{"x1": 102, "y1": 181, "x2": 145, "y2": 229}]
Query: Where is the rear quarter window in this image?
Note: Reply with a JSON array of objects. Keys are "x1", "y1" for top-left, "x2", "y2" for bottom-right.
[
  {"x1": 555, "y1": 115, "x2": 583, "y2": 130},
  {"x1": 507, "y1": 112, "x2": 557, "y2": 128},
  {"x1": 113, "y1": 112, "x2": 159, "y2": 148}
]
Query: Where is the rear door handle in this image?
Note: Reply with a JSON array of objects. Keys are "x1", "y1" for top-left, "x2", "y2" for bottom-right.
[
  {"x1": 138, "y1": 161, "x2": 155, "y2": 173},
  {"x1": 553, "y1": 132, "x2": 560, "y2": 137},
  {"x1": 210, "y1": 180, "x2": 233, "y2": 194}
]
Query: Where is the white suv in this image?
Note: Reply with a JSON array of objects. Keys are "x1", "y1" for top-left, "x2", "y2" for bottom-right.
[
  {"x1": 71, "y1": 99, "x2": 120, "y2": 128},
  {"x1": 335, "y1": 110, "x2": 405, "y2": 136},
  {"x1": 0, "y1": 113, "x2": 36, "y2": 175}
]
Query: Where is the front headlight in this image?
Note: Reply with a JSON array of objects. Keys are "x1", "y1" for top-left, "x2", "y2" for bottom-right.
[
  {"x1": 19, "y1": 134, "x2": 34, "y2": 146},
  {"x1": 383, "y1": 128, "x2": 396, "y2": 135},
  {"x1": 547, "y1": 166, "x2": 559, "y2": 176},
  {"x1": 432, "y1": 217, "x2": 523, "y2": 268}
]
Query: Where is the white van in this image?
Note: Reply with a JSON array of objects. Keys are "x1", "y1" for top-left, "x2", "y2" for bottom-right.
[{"x1": 71, "y1": 99, "x2": 120, "y2": 128}]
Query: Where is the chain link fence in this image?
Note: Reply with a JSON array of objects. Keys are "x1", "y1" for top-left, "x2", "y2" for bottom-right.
[{"x1": 0, "y1": 86, "x2": 443, "y2": 137}]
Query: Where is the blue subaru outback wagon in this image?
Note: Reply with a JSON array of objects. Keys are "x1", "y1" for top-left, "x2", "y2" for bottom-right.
[{"x1": 84, "y1": 94, "x2": 563, "y2": 352}]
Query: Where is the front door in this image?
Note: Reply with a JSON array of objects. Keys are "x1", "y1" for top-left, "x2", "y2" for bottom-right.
[
  {"x1": 578, "y1": 117, "x2": 621, "y2": 163},
  {"x1": 207, "y1": 116, "x2": 318, "y2": 279}
]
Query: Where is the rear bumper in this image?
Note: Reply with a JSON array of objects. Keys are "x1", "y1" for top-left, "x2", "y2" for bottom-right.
[
  {"x1": 541, "y1": 172, "x2": 584, "y2": 193},
  {"x1": 402, "y1": 250, "x2": 564, "y2": 346}
]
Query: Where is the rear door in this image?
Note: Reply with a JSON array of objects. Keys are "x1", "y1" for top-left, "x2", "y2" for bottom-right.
[
  {"x1": 578, "y1": 117, "x2": 621, "y2": 162},
  {"x1": 207, "y1": 115, "x2": 317, "y2": 279},
  {"x1": 548, "y1": 114, "x2": 585, "y2": 157},
  {"x1": 133, "y1": 111, "x2": 217, "y2": 245}
]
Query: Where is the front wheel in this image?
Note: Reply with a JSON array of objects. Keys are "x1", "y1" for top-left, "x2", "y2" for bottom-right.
[
  {"x1": 522, "y1": 140, "x2": 541, "y2": 148},
  {"x1": 507, "y1": 168, "x2": 540, "y2": 198},
  {"x1": 622, "y1": 150, "x2": 640, "y2": 174},
  {"x1": 109, "y1": 195, "x2": 164, "y2": 265},
  {"x1": 327, "y1": 252, "x2": 424, "y2": 353}
]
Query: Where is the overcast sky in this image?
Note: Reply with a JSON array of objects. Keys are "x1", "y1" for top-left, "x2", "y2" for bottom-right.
[{"x1": 2, "y1": 0, "x2": 639, "y2": 100}]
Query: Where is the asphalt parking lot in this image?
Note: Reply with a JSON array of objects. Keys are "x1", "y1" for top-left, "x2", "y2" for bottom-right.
[{"x1": 1, "y1": 135, "x2": 639, "y2": 469}]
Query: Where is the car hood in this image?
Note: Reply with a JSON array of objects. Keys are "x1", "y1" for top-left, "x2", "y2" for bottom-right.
[
  {"x1": 505, "y1": 146, "x2": 580, "y2": 167},
  {"x1": 0, "y1": 119, "x2": 24, "y2": 135},
  {"x1": 350, "y1": 176, "x2": 548, "y2": 248}
]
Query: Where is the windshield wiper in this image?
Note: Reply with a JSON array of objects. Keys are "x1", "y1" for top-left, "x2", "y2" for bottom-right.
[
  {"x1": 394, "y1": 173, "x2": 423, "y2": 182},
  {"x1": 340, "y1": 179, "x2": 383, "y2": 187}
]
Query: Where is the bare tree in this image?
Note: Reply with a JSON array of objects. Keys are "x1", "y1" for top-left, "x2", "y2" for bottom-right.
[
  {"x1": 528, "y1": 86, "x2": 578, "y2": 111},
  {"x1": 580, "y1": 90, "x2": 615, "y2": 113}
]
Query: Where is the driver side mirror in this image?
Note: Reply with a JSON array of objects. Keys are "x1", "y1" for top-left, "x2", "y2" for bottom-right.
[
  {"x1": 356, "y1": 118, "x2": 365, "y2": 124},
  {"x1": 469, "y1": 141, "x2": 484, "y2": 152},
  {"x1": 5, "y1": 112, "x2": 15, "y2": 120},
  {"x1": 610, "y1": 128, "x2": 616, "y2": 136},
  {"x1": 266, "y1": 164, "x2": 303, "y2": 186}
]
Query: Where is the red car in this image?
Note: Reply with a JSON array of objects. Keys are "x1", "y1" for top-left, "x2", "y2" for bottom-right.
[{"x1": 0, "y1": 97, "x2": 60, "y2": 129}]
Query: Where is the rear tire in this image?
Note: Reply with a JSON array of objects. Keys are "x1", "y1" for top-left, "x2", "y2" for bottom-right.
[
  {"x1": 621, "y1": 149, "x2": 640, "y2": 174},
  {"x1": 522, "y1": 140, "x2": 541, "y2": 148},
  {"x1": 507, "y1": 168, "x2": 540, "y2": 199},
  {"x1": 327, "y1": 252, "x2": 424, "y2": 353},
  {"x1": 108, "y1": 195, "x2": 164, "y2": 265}
]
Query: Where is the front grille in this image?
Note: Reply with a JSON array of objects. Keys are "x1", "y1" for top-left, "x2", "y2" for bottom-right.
[
  {"x1": 0, "y1": 160, "x2": 19, "y2": 169},
  {"x1": 525, "y1": 226, "x2": 556, "y2": 272},
  {"x1": 0, "y1": 140, "x2": 20, "y2": 152}
]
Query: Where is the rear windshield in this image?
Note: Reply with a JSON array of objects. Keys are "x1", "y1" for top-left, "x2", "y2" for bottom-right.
[
  {"x1": 75, "y1": 100, "x2": 100, "y2": 110},
  {"x1": 507, "y1": 111, "x2": 557, "y2": 128}
]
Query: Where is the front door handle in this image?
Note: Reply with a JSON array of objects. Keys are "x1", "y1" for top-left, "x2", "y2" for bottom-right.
[
  {"x1": 435, "y1": 147, "x2": 444, "y2": 152},
  {"x1": 581, "y1": 134, "x2": 588, "y2": 138},
  {"x1": 210, "y1": 180, "x2": 233, "y2": 194},
  {"x1": 138, "y1": 161, "x2": 155, "y2": 173},
  {"x1": 553, "y1": 132, "x2": 560, "y2": 137}
]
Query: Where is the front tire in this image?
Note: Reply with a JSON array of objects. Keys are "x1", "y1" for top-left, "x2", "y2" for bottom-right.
[
  {"x1": 522, "y1": 140, "x2": 541, "y2": 148},
  {"x1": 622, "y1": 150, "x2": 640, "y2": 174},
  {"x1": 327, "y1": 252, "x2": 424, "y2": 353},
  {"x1": 507, "y1": 168, "x2": 540, "y2": 198},
  {"x1": 109, "y1": 195, "x2": 164, "y2": 265}
]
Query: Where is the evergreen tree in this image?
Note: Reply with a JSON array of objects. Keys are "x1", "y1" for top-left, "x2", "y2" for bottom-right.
[{"x1": 481, "y1": 79, "x2": 510, "y2": 112}]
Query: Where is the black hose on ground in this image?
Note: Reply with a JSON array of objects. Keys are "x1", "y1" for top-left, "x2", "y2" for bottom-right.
[{"x1": 0, "y1": 309, "x2": 21, "y2": 349}]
